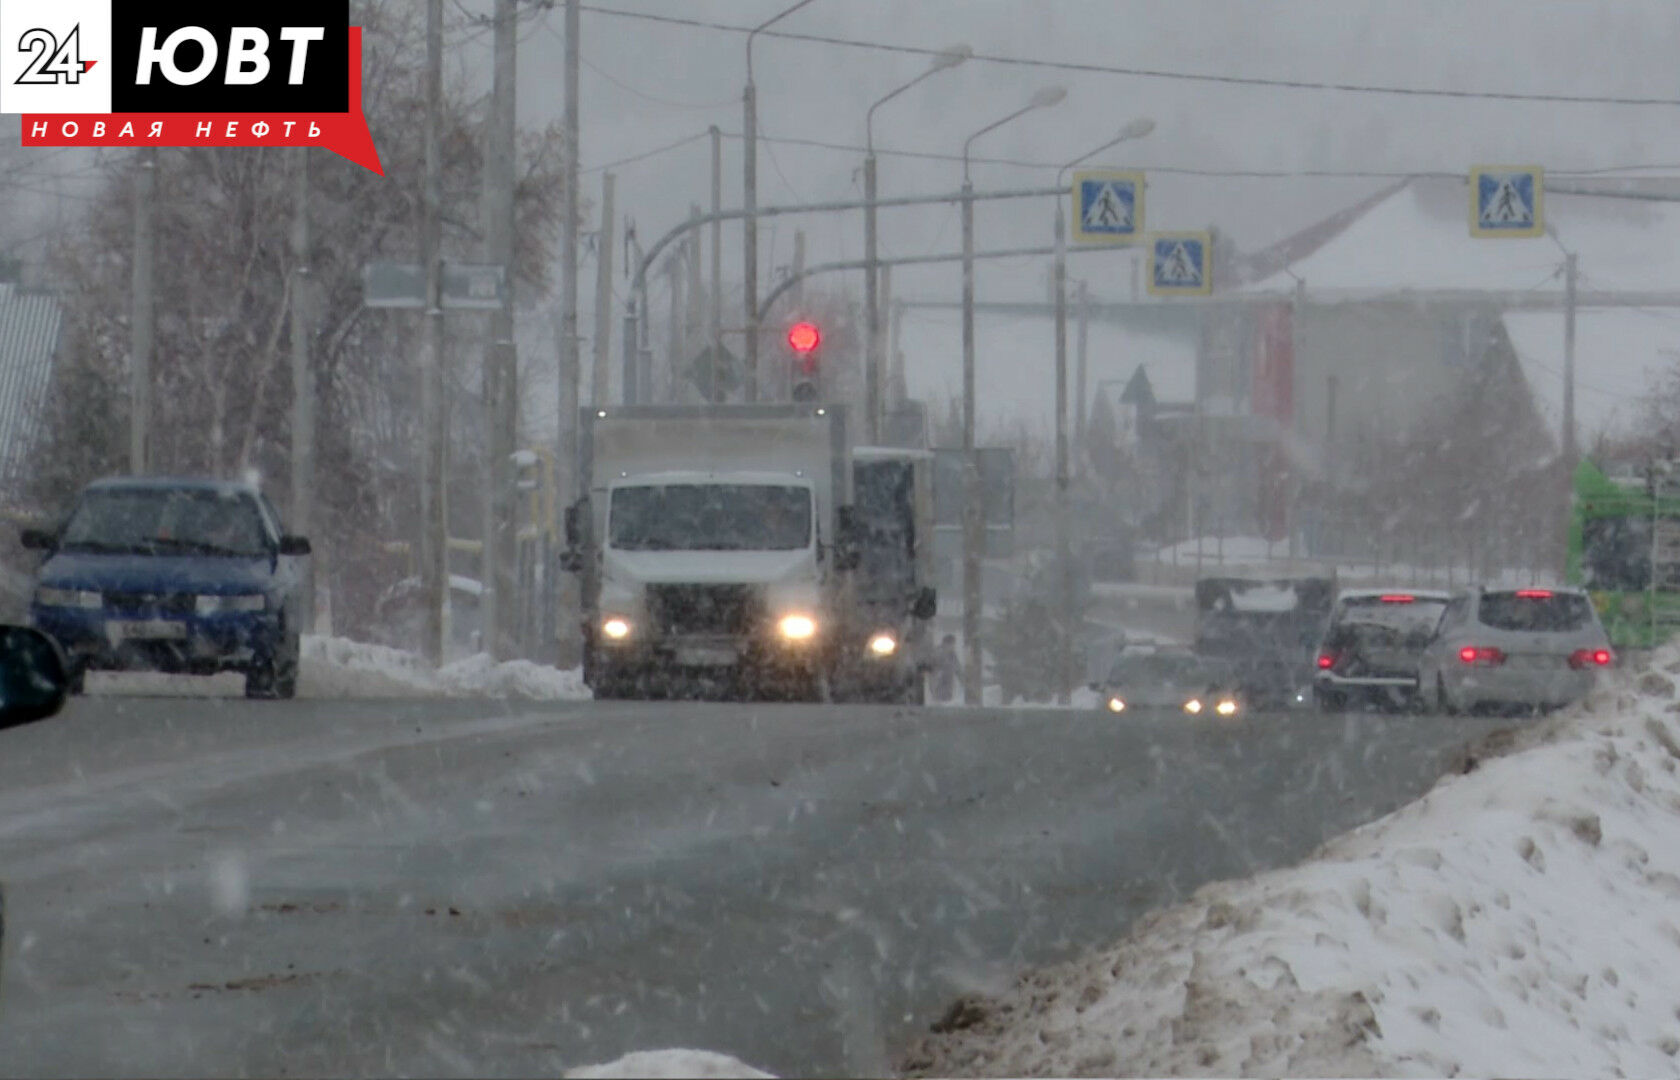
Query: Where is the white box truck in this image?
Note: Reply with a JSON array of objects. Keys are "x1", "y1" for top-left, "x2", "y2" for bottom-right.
[{"x1": 560, "y1": 404, "x2": 935, "y2": 701}]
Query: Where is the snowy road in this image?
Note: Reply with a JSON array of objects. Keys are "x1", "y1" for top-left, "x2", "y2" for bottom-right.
[{"x1": 0, "y1": 694, "x2": 1509, "y2": 1077}]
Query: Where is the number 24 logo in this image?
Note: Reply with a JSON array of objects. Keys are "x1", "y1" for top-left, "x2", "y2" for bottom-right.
[{"x1": 15, "y1": 26, "x2": 90, "y2": 85}]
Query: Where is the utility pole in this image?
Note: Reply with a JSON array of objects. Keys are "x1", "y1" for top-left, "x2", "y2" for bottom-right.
[
  {"x1": 742, "y1": 80, "x2": 758, "y2": 402},
  {"x1": 890, "y1": 295, "x2": 906, "y2": 410},
  {"x1": 130, "y1": 147, "x2": 156, "y2": 475},
  {"x1": 877, "y1": 261, "x2": 892, "y2": 430},
  {"x1": 289, "y1": 148, "x2": 316, "y2": 632},
  {"x1": 686, "y1": 203, "x2": 703, "y2": 362},
  {"x1": 559, "y1": 0, "x2": 580, "y2": 480},
  {"x1": 481, "y1": 0, "x2": 518, "y2": 660},
  {"x1": 591, "y1": 173, "x2": 615, "y2": 405},
  {"x1": 709, "y1": 126, "x2": 723, "y2": 391},
  {"x1": 419, "y1": 0, "x2": 446, "y2": 666},
  {"x1": 960, "y1": 174, "x2": 981, "y2": 705},
  {"x1": 1075, "y1": 280, "x2": 1089, "y2": 469},
  {"x1": 1563, "y1": 251, "x2": 1578, "y2": 472},
  {"x1": 1053, "y1": 198, "x2": 1071, "y2": 705}
]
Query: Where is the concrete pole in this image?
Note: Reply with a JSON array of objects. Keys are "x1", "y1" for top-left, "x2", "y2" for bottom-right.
[
  {"x1": 709, "y1": 126, "x2": 723, "y2": 386},
  {"x1": 481, "y1": 0, "x2": 518, "y2": 660},
  {"x1": 743, "y1": 81, "x2": 759, "y2": 402},
  {"x1": 1053, "y1": 201, "x2": 1072, "y2": 705},
  {"x1": 890, "y1": 294, "x2": 906, "y2": 411},
  {"x1": 417, "y1": 0, "x2": 447, "y2": 666},
  {"x1": 289, "y1": 149, "x2": 316, "y2": 632},
  {"x1": 1075, "y1": 280, "x2": 1089, "y2": 472},
  {"x1": 1563, "y1": 251, "x2": 1578, "y2": 470},
  {"x1": 591, "y1": 173, "x2": 615, "y2": 405},
  {"x1": 864, "y1": 151, "x2": 880, "y2": 442},
  {"x1": 961, "y1": 178, "x2": 982, "y2": 705},
  {"x1": 686, "y1": 203, "x2": 703, "y2": 361},
  {"x1": 666, "y1": 249, "x2": 685, "y2": 398},
  {"x1": 877, "y1": 261, "x2": 892, "y2": 427},
  {"x1": 130, "y1": 147, "x2": 155, "y2": 475},
  {"x1": 560, "y1": 0, "x2": 581, "y2": 479}
]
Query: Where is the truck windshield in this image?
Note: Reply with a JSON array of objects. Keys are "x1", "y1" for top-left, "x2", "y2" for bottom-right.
[
  {"x1": 59, "y1": 487, "x2": 270, "y2": 557},
  {"x1": 608, "y1": 484, "x2": 812, "y2": 552}
]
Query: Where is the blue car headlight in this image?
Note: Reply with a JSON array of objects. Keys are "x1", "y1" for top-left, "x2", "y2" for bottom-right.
[
  {"x1": 195, "y1": 594, "x2": 267, "y2": 615},
  {"x1": 35, "y1": 586, "x2": 101, "y2": 609}
]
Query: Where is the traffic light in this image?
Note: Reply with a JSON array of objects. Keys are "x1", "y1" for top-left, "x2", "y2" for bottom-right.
[{"x1": 787, "y1": 320, "x2": 822, "y2": 402}]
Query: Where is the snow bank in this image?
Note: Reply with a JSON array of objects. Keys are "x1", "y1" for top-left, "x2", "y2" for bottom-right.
[
  {"x1": 301, "y1": 635, "x2": 590, "y2": 701},
  {"x1": 902, "y1": 658, "x2": 1680, "y2": 1077},
  {"x1": 564, "y1": 1049, "x2": 775, "y2": 1079}
]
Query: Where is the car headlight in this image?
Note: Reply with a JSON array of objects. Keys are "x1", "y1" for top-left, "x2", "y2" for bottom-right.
[
  {"x1": 868, "y1": 632, "x2": 897, "y2": 657},
  {"x1": 1215, "y1": 698, "x2": 1239, "y2": 717},
  {"x1": 778, "y1": 614, "x2": 818, "y2": 641},
  {"x1": 35, "y1": 587, "x2": 101, "y2": 609},
  {"x1": 1106, "y1": 696, "x2": 1126, "y2": 713},
  {"x1": 196, "y1": 593, "x2": 266, "y2": 615},
  {"x1": 601, "y1": 616, "x2": 632, "y2": 641},
  {"x1": 1183, "y1": 698, "x2": 1204, "y2": 715}
]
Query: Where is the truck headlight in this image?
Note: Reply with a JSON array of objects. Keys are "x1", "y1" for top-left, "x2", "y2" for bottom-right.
[
  {"x1": 35, "y1": 587, "x2": 101, "y2": 609},
  {"x1": 195, "y1": 594, "x2": 266, "y2": 615},
  {"x1": 868, "y1": 632, "x2": 897, "y2": 657},
  {"x1": 1215, "y1": 698, "x2": 1239, "y2": 717},
  {"x1": 1107, "y1": 696, "x2": 1126, "y2": 713},
  {"x1": 601, "y1": 617, "x2": 632, "y2": 641},
  {"x1": 778, "y1": 614, "x2": 818, "y2": 642},
  {"x1": 1183, "y1": 698, "x2": 1204, "y2": 715}
]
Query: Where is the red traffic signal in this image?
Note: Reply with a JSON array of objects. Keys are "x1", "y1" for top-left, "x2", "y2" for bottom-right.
[{"x1": 786, "y1": 321, "x2": 821, "y2": 355}]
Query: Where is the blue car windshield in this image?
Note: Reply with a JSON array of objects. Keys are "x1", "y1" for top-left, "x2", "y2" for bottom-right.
[{"x1": 59, "y1": 489, "x2": 270, "y2": 558}]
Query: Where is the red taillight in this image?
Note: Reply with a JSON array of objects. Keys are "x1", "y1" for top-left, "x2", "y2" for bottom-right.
[
  {"x1": 1569, "y1": 648, "x2": 1614, "y2": 669},
  {"x1": 1317, "y1": 651, "x2": 1335, "y2": 670},
  {"x1": 1515, "y1": 589, "x2": 1553, "y2": 599},
  {"x1": 1378, "y1": 594, "x2": 1415, "y2": 603},
  {"x1": 1459, "y1": 646, "x2": 1505, "y2": 665}
]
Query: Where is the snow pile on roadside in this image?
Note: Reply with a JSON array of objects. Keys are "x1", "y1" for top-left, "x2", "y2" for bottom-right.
[
  {"x1": 301, "y1": 635, "x2": 590, "y2": 701},
  {"x1": 564, "y1": 1049, "x2": 774, "y2": 1079},
  {"x1": 902, "y1": 660, "x2": 1680, "y2": 1077}
]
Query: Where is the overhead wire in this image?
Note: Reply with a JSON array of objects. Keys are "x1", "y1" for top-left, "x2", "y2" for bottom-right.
[{"x1": 577, "y1": 4, "x2": 1680, "y2": 108}]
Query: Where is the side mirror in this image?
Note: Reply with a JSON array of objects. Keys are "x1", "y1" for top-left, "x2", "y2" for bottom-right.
[
  {"x1": 834, "y1": 507, "x2": 862, "y2": 571},
  {"x1": 0, "y1": 625, "x2": 69, "y2": 728},
  {"x1": 558, "y1": 550, "x2": 584, "y2": 574},
  {"x1": 564, "y1": 500, "x2": 583, "y2": 548},
  {"x1": 911, "y1": 586, "x2": 937, "y2": 621},
  {"x1": 278, "y1": 535, "x2": 312, "y2": 556},
  {"x1": 19, "y1": 528, "x2": 54, "y2": 551}
]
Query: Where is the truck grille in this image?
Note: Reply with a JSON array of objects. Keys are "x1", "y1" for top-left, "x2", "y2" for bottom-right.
[
  {"x1": 103, "y1": 590, "x2": 195, "y2": 615},
  {"x1": 646, "y1": 584, "x2": 761, "y2": 636}
]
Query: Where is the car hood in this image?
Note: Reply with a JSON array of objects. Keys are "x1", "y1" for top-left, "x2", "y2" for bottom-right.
[
  {"x1": 1109, "y1": 682, "x2": 1225, "y2": 708},
  {"x1": 37, "y1": 553, "x2": 276, "y2": 594},
  {"x1": 604, "y1": 548, "x2": 816, "y2": 586}
]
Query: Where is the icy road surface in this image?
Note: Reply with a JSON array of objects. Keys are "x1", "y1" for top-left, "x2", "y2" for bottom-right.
[{"x1": 0, "y1": 693, "x2": 1508, "y2": 1077}]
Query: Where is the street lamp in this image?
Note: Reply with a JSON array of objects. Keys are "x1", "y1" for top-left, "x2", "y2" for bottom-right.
[
  {"x1": 864, "y1": 44, "x2": 971, "y2": 443},
  {"x1": 958, "y1": 86, "x2": 1067, "y2": 706},
  {"x1": 743, "y1": 0, "x2": 820, "y2": 404},
  {"x1": 1050, "y1": 117, "x2": 1154, "y2": 703}
]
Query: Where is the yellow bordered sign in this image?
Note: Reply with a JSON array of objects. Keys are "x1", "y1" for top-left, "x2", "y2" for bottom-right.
[
  {"x1": 1469, "y1": 165, "x2": 1543, "y2": 238},
  {"x1": 1070, "y1": 169, "x2": 1144, "y2": 245},
  {"x1": 1147, "y1": 231, "x2": 1212, "y2": 296}
]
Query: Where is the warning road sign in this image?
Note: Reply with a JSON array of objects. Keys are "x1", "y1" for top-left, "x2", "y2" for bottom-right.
[
  {"x1": 1470, "y1": 165, "x2": 1543, "y2": 238},
  {"x1": 1071, "y1": 169, "x2": 1144, "y2": 245}
]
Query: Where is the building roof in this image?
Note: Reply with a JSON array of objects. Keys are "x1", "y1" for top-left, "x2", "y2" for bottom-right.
[
  {"x1": 0, "y1": 283, "x2": 62, "y2": 486},
  {"x1": 1504, "y1": 308, "x2": 1680, "y2": 449}
]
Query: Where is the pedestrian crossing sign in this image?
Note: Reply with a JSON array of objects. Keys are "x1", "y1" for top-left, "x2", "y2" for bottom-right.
[
  {"x1": 1147, "y1": 231, "x2": 1211, "y2": 296},
  {"x1": 1071, "y1": 169, "x2": 1144, "y2": 244},
  {"x1": 1470, "y1": 165, "x2": 1543, "y2": 238}
]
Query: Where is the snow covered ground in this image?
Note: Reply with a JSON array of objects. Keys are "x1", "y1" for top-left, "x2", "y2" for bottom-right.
[
  {"x1": 84, "y1": 635, "x2": 593, "y2": 701},
  {"x1": 900, "y1": 654, "x2": 1680, "y2": 1077},
  {"x1": 565, "y1": 1049, "x2": 775, "y2": 1079}
]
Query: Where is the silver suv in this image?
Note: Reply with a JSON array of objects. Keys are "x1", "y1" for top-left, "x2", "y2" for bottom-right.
[{"x1": 1417, "y1": 587, "x2": 1613, "y2": 715}]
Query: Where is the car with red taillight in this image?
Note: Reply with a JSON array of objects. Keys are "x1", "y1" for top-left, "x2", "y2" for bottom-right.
[
  {"x1": 1417, "y1": 586, "x2": 1613, "y2": 715},
  {"x1": 1312, "y1": 589, "x2": 1450, "y2": 712}
]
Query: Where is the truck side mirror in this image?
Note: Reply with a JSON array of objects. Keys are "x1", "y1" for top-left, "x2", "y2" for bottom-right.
[
  {"x1": 564, "y1": 501, "x2": 582, "y2": 548},
  {"x1": 834, "y1": 506, "x2": 862, "y2": 571},
  {"x1": 278, "y1": 535, "x2": 312, "y2": 556},
  {"x1": 911, "y1": 586, "x2": 937, "y2": 620},
  {"x1": 19, "y1": 528, "x2": 54, "y2": 551},
  {"x1": 558, "y1": 550, "x2": 584, "y2": 574}
]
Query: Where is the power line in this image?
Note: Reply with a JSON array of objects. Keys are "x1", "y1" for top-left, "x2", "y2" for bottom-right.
[
  {"x1": 585, "y1": 124, "x2": 1680, "y2": 183},
  {"x1": 578, "y1": 4, "x2": 1680, "y2": 108}
]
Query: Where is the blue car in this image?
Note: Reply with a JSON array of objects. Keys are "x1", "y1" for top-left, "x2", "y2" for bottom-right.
[{"x1": 22, "y1": 477, "x2": 311, "y2": 699}]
